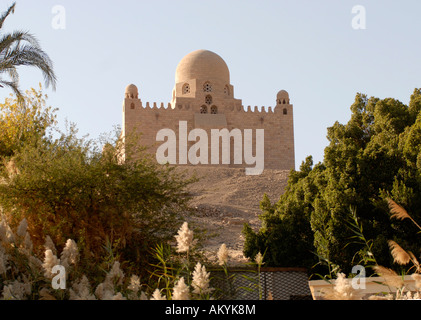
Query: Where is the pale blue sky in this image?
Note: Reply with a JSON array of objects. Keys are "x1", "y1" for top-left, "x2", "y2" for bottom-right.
[{"x1": 2, "y1": 0, "x2": 421, "y2": 168}]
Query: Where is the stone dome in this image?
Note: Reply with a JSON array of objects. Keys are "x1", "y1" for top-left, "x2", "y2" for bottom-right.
[
  {"x1": 125, "y1": 84, "x2": 138, "y2": 99},
  {"x1": 175, "y1": 49, "x2": 230, "y2": 84},
  {"x1": 277, "y1": 90, "x2": 289, "y2": 99},
  {"x1": 277, "y1": 90, "x2": 290, "y2": 104}
]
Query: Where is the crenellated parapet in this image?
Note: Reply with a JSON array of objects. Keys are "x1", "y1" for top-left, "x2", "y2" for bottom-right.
[{"x1": 124, "y1": 98, "x2": 292, "y2": 115}]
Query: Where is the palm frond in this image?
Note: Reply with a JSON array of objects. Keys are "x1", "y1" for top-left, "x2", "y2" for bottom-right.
[
  {"x1": 0, "y1": 2, "x2": 15, "y2": 30},
  {"x1": 0, "y1": 78, "x2": 23, "y2": 103},
  {"x1": 0, "y1": 30, "x2": 41, "y2": 53},
  {"x1": 0, "y1": 2, "x2": 57, "y2": 103},
  {"x1": 1, "y1": 44, "x2": 56, "y2": 88}
]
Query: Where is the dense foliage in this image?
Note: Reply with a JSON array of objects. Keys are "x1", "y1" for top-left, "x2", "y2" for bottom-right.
[
  {"x1": 0, "y1": 88, "x2": 196, "y2": 280},
  {"x1": 243, "y1": 89, "x2": 421, "y2": 274}
]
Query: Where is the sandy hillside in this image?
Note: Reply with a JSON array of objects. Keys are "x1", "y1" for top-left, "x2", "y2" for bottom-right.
[{"x1": 180, "y1": 166, "x2": 290, "y2": 265}]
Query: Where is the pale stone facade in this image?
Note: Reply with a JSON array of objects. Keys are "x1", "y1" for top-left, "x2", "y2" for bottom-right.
[{"x1": 121, "y1": 49, "x2": 295, "y2": 171}]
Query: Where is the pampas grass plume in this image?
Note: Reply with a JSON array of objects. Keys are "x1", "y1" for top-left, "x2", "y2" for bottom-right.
[
  {"x1": 388, "y1": 240, "x2": 411, "y2": 265},
  {"x1": 373, "y1": 265, "x2": 404, "y2": 288},
  {"x1": 172, "y1": 277, "x2": 190, "y2": 300},
  {"x1": 387, "y1": 198, "x2": 421, "y2": 230},
  {"x1": 217, "y1": 243, "x2": 228, "y2": 266},
  {"x1": 175, "y1": 222, "x2": 194, "y2": 253}
]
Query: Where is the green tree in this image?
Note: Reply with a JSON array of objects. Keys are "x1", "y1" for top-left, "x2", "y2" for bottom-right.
[
  {"x1": 0, "y1": 90, "x2": 196, "y2": 280},
  {"x1": 243, "y1": 89, "x2": 421, "y2": 274},
  {"x1": 243, "y1": 156, "x2": 322, "y2": 268},
  {"x1": 0, "y1": 84, "x2": 57, "y2": 158},
  {"x1": 0, "y1": 2, "x2": 57, "y2": 103}
]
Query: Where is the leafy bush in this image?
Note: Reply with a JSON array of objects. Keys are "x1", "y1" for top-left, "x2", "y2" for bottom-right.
[
  {"x1": 0, "y1": 88, "x2": 196, "y2": 281},
  {"x1": 243, "y1": 89, "x2": 421, "y2": 274}
]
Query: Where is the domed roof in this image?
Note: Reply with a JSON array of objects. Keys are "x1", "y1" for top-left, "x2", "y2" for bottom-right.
[
  {"x1": 277, "y1": 90, "x2": 289, "y2": 99},
  {"x1": 175, "y1": 49, "x2": 230, "y2": 83},
  {"x1": 125, "y1": 84, "x2": 138, "y2": 95}
]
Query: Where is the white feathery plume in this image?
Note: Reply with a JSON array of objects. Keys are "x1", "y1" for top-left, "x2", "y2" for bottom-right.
[
  {"x1": 333, "y1": 273, "x2": 361, "y2": 300},
  {"x1": 105, "y1": 261, "x2": 124, "y2": 286},
  {"x1": 127, "y1": 275, "x2": 142, "y2": 300},
  {"x1": 2, "y1": 279, "x2": 31, "y2": 300},
  {"x1": 0, "y1": 218, "x2": 14, "y2": 244},
  {"x1": 42, "y1": 249, "x2": 60, "y2": 279},
  {"x1": 60, "y1": 239, "x2": 79, "y2": 269},
  {"x1": 191, "y1": 262, "x2": 213, "y2": 295},
  {"x1": 373, "y1": 265, "x2": 404, "y2": 289},
  {"x1": 128, "y1": 275, "x2": 141, "y2": 293},
  {"x1": 28, "y1": 255, "x2": 43, "y2": 273},
  {"x1": 95, "y1": 282, "x2": 114, "y2": 300},
  {"x1": 69, "y1": 275, "x2": 96, "y2": 300},
  {"x1": 255, "y1": 252, "x2": 264, "y2": 266},
  {"x1": 44, "y1": 235, "x2": 57, "y2": 256},
  {"x1": 95, "y1": 261, "x2": 124, "y2": 300},
  {"x1": 322, "y1": 273, "x2": 363, "y2": 300},
  {"x1": 2, "y1": 285, "x2": 14, "y2": 300},
  {"x1": 172, "y1": 277, "x2": 190, "y2": 300},
  {"x1": 150, "y1": 288, "x2": 166, "y2": 300},
  {"x1": 217, "y1": 243, "x2": 229, "y2": 266},
  {"x1": 175, "y1": 222, "x2": 194, "y2": 253}
]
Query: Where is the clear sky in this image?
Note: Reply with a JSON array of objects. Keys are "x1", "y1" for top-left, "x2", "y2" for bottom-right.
[{"x1": 2, "y1": 0, "x2": 421, "y2": 168}]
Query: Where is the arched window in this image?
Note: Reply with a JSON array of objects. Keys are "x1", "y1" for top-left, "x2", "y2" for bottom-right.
[
  {"x1": 210, "y1": 106, "x2": 218, "y2": 114},
  {"x1": 182, "y1": 83, "x2": 190, "y2": 94},
  {"x1": 205, "y1": 95, "x2": 213, "y2": 105},
  {"x1": 203, "y1": 82, "x2": 212, "y2": 92},
  {"x1": 224, "y1": 85, "x2": 230, "y2": 96},
  {"x1": 200, "y1": 105, "x2": 208, "y2": 114},
  {"x1": 283, "y1": 108, "x2": 287, "y2": 115},
  {"x1": 130, "y1": 103, "x2": 135, "y2": 109}
]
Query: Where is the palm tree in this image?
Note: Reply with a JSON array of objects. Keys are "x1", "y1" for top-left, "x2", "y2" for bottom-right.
[{"x1": 0, "y1": 2, "x2": 57, "y2": 103}]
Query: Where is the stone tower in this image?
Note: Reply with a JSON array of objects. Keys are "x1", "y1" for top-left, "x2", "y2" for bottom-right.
[{"x1": 122, "y1": 49, "x2": 295, "y2": 172}]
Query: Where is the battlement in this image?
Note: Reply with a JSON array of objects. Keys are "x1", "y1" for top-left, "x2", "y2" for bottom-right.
[{"x1": 124, "y1": 99, "x2": 292, "y2": 115}]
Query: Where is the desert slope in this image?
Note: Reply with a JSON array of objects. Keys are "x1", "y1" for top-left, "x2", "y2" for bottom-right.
[{"x1": 181, "y1": 167, "x2": 290, "y2": 265}]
